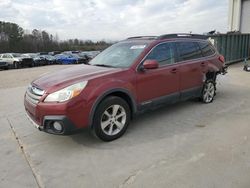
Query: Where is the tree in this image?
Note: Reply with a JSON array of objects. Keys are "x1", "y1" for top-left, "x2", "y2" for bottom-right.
[
  {"x1": 0, "y1": 20, "x2": 112, "y2": 53},
  {"x1": 0, "y1": 21, "x2": 24, "y2": 52}
]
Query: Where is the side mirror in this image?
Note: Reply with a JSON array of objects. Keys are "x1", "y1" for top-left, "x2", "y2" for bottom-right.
[{"x1": 143, "y1": 60, "x2": 159, "y2": 70}]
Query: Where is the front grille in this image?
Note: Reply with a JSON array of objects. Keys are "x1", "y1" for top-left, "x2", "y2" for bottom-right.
[{"x1": 26, "y1": 85, "x2": 44, "y2": 105}]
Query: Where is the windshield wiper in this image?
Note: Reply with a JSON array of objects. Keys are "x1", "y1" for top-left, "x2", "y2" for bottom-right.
[{"x1": 93, "y1": 64, "x2": 115, "y2": 68}]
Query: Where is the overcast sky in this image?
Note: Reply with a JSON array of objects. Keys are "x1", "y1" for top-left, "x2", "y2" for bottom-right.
[{"x1": 0, "y1": 0, "x2": 228, "y2": 41}]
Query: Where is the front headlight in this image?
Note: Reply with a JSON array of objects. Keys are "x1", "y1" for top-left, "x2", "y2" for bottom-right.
[{"x1": 44, "y1": 81, "x2": 88, "y2": 103}]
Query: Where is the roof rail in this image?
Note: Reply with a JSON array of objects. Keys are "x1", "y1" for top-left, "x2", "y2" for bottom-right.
[
  {"x1": 157, "y1": 33, "x2": 208, "y2": 40},
  {"x1": 127, "y1": 36, "x2": 157, "y2": 40}
]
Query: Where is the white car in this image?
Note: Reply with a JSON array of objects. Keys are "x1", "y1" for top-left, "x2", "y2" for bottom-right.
[
  {"x1": 0, "y1": 57, "x2": 9, "y2": 70},
  {"x1": 0, "y1": 53, "x2": 33, "y2": 69}
]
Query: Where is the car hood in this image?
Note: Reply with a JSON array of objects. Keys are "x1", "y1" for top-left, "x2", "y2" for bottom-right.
[{"x1": 32, "y1": 64, "x2": 121, "y2": 93}]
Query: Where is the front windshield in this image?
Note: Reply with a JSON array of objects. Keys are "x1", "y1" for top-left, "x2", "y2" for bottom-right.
[
  {"x1": 89, "y1": 42, "x2": 148, "y2": 68},
  {"x1": 12, "y1": 53, "x2": 21, "y2": 57}
]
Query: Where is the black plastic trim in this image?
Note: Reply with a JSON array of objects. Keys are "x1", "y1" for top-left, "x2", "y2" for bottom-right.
[
  {"x1": 137, "y1": 92, "x2": 180, "y2": 112},
  {"x1": 89, "y1": 88, "x2": 137, "y2": 128},
  {"x1": 137, "y1": 86, "x2": 202, "y2": 112},
  {"x1": 180, "y1": 86, "x2": 203, "y2": 101},
  {"x1": 42, "y1": 115, "x2": 79, "y2": 135}
]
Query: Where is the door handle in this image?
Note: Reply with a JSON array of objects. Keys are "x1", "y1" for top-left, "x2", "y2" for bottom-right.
[{"x1": 170, "y1": 68, "x2": 178, "y2": 73}]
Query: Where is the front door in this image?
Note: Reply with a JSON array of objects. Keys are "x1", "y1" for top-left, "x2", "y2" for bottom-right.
[{"x1": 136, "y1": 42, "x2": 180, "y2": 109}]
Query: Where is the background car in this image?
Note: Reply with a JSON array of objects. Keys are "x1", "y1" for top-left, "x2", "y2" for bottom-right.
[
  {"x1": 0, "y1": 58, "x2": 9, "y2": 70},
  {"x1": 23, "y1": 53, "x2": 45, "y2": 66},
  {"x1": 79, "y1": 51, "x2": 100, "y2": 61},
  {"x1": 69, "y1": 54, "x2": 88, "y2": 64},
  {"x1": 40, "y1": 55, "x2": 56, "y2": 65},
  {"x1": 0, "y1": 53, "x2": 33, "y2": 68},
  {"x1": 48, "y1": 51, "x2": 61, "y2": 56},
  {"x1": 54, "y1": 54, "x2": 77, "y2": 64}
]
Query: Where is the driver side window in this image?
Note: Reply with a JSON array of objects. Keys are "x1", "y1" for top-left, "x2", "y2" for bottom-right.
[{"x1": 145, "y1": 43, "x2": 175, "y2": 66}]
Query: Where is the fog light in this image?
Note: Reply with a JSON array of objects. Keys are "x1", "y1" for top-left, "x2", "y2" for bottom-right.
[{"x1": 53, "y1": 121, "x2": 63, "y2": 132}]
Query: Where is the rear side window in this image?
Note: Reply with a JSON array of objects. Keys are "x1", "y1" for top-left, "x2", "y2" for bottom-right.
[
  {"x1": 146, "y1": 43, "x2": 175, "y2": 66},
  {"x1": 199, "y1": 42, "x2": 215, "y2": 57},
  {"x1": 177, "y1": 42, "x2": 203, "y2": 61}
]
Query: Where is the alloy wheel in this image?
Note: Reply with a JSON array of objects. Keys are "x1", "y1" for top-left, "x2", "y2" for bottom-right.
[
  {"x1": 100, "y1": 104, "x2": 127, "y2": 136},
  {"x1": 203, "y1": 82, "x2": 215, "y2": 103}
]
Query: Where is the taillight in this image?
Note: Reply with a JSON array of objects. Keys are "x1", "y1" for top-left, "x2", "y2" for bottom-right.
[{"x1": 218, "y1": 55, "x2": 225, "y2": 64}]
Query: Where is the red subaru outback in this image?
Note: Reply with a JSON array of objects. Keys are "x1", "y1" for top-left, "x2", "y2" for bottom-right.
[{"x1": 24, "y1": 34, "x2": 227, "y2": 141}]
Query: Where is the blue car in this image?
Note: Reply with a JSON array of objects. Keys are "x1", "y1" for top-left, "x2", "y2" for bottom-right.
[{"x1": 54, "y1": 54, "x2": 77, "y2": 64}]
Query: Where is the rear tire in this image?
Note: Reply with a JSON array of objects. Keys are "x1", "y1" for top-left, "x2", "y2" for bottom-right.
[
  {"x1": 201, "y1": 80, "x2": 216, "y2": 103},
  {"x1": 92, "y1": 96, "x2": 131, "y2": 141}
]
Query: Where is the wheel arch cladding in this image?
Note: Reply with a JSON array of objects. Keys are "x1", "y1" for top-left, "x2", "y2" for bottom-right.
[
  {"x1": 206, "y1": 71, "x2": 217, "y2": 81},
  {"x1": 89, "y1": 89, "x2": 137, "y2": 128}
]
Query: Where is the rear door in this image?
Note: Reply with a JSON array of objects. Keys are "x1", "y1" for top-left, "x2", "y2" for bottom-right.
[
  {"x1": 176, "y1": 41, "x2": 205, "y2": 100},
  {"x1": 136, "y1": 42, "x2": 180, "y2": 109}
]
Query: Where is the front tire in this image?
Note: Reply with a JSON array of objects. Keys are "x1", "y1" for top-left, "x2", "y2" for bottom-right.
[
  {"x1": 13, "y1": 62, "x2": 19, "y2": 69},
  {"x1": 201, "y1": 80, "x2": 216, "y2": 103},
  {"x1": 92, "y1": 96, "x2": 131, "y2": 141}
]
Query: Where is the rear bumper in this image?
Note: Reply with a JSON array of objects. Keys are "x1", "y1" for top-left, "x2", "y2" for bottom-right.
[{"x1": 220, "y1": 65, "x2": 228, "y2": 75}]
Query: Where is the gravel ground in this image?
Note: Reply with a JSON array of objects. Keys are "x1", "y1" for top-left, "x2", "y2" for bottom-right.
[{"x1": 1, "y1": 62, "x2": 250, "y2": 188}]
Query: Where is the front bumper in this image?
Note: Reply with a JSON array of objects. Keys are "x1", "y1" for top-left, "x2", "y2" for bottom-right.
[
  {"x1": 24, "y1": 93, "x2": 91, "y2": 135},
  {"x1": 25, "y1": 110, "x2": 79, "y2": 135},
  {"x1": 0, "y1": 62, "x2": 8, "y2": 68},
  {"x1": 25, "y1": 112, "x2": 40, "y2": 129}
]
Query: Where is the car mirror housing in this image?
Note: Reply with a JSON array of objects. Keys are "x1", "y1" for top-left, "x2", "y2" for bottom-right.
[{"x1": 143, "y1": 60, "x2": 159, "y2": 70}]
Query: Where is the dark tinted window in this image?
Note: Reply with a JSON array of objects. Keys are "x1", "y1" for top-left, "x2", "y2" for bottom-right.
[
  {"x1": 146, "y1": 43, "x2": 174, "y2": 66},
  {"x1": 177, "y1": 42, "x2": 203, "y2": 61},
  {"x1": 199, "y1": 42, "x2": 215, "y2": 57}
]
